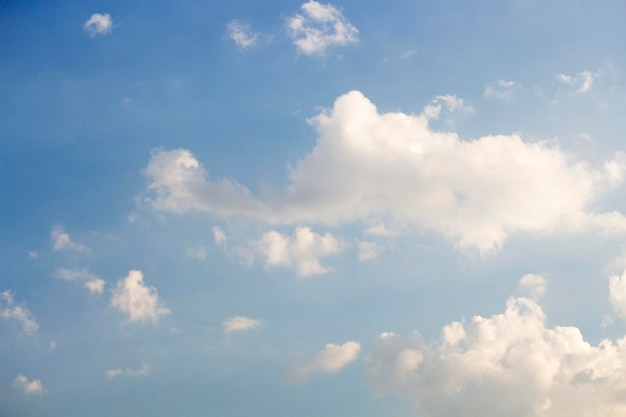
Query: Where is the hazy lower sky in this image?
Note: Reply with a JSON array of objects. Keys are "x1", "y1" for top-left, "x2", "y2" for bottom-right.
[{"x1": 2, "y1": 1, "x2": 626, "y2": 416}]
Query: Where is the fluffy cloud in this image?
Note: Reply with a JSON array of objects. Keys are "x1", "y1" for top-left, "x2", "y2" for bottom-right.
[
  {"x1": 0, "y1": 291, "x2": 38, "y2": 335},
  {"x1": 609, "y1": 270, "x2": 626, "y2": 320},
  {"x1": 83, "y1": 13, "x2": 112, "y2": 36},
  {"x1": 110, "y1": 270, "x2": 170, "y2": 324},
  {"x1": 293, "y1": 341, "x2": 361, "y2": 380},
  {"x1": 213, "y1": 226, "x2": 227, "y2": 246},
  {"x1": 255, "y1": 227, "x2": 344, "y2": 276},
  {"x1": 226, "y1": 20, "x2": 264, "y2": 48},
  {"x1": 484, "y1": 80, "x2": 522, "y2": 101},
  {"x1": 287, "y1": 0, "x2": 358, "y2": 55},
  {"x1": 518, "y1": 273, "x2": 547, "y2": 300},
  {"x1": 54, "y1": 267, "x2": 105, "y2": 294},
  {"x1": 13, "y1": 374, "x2": 44, "y2": 395},
  {"x1": 142, "y1": 91, "x2": 626, "y2": 255},
  {"x1": 223, "y1": 316, "x2": 261, "y2": 332},
  {"x1": 50, "y1": 227, "x2": 90, "y2": 252},
  {"x1": 367, "y1": 276, "x2": 626, "y2": 417},
  {"x1": 105, "y1": 363, "x2": 151, "y2": 378}
]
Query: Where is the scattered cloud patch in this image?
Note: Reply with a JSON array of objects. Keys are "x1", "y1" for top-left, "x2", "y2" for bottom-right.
[
  {"x1": 609, "y1": 269, "x2": 626, "y2": 320},
  {"x1": 484, "y1": 80, "x2": 522, "y2": 101},
  {"x1": 213, "y1": 226, "x2": 227, "y2": 246},
  {"x1": 50, "y1": 227, "x2": 90, "y2": 252},
  {"x1": 110, "y1": 270, "x2": 170, "y2": 324},
  {"x1": 0, "y1": 291, "x2": 38, "y2": 335},
  {"x1": 223, "y1": 316, "x2": 261, "y2": 332},
  {"x1": 293, "y1": 341, "x2": 361, "y2": 380},
  {"x1": 83, "y1": 13, "x2": 112, "y2": 36},
  {"x1": 50, "y1": 340, "x2": 57, "y2": 350},
  {"x1": 105, "y1": 363, "x2": 151, "y2": 378},
  {"x1": 13, "y1": 374, "x2": 44, "y2": 395},
  {"x1": 518, "y1": 273, "x2": 547, "y2": 300},
  {"x1": 27, "y1": 250, "x2": 38, "y2": 259},
  {"x1": 255, "y1": 227, "x2": 344, "y2": 276},
  {"x1": 287, "y1": 0, "x2": 358, "y2": 55},
  {"x1": 54, "y1": 267, "x2": 105, "y2": 294},
  {"x1": 142, "y1": 91, "x2": 626, "y2": 255},
  {"x1": 556, "y1": 69, "x2": 600, "y2": 94},
  {"x1": 226, "y1": 20, "x2": 266, "y2": 48},
  {"x1": 367, "y1": 277, "x2": 626, "y2": 417},
  {"x1": 358, "y1": 241, "x2": 378, "y2": 261},
  {"x1": 185, "y1": 246, "x2": 207, "y2": 260}
]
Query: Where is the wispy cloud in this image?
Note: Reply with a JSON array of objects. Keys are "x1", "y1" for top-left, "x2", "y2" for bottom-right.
[
  {"x1": 0, "y1": 291, "x2": 38, "y2": 335},
  {"x1": 83, "y1": 13, "x2": 113, "y2": 36},
  {"x1": 54, "y1": 267, "x2": 105, "y2": 294},
  {"x1": 223, "y1": 316, "x2": 261, "y2": 332},
  {"x1": 105, "y1": 363, "x2": 152, "y2": 378},
  {"x1": 50, "y1": 227, "x2": 90, "y2": 252},
  {"x1": 292, "y1": 341, "x2": 360, "y2": 381},
  {"x1": 226, "y1": 20, "x2": 267, "y2": 49}
]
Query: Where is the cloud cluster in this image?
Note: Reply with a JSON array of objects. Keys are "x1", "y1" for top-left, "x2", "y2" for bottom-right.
[
  {"x1": 143, "y1": 91, "x2": 626, "y2": 255},
  {"x1": 83, "y1": 13, "x2": 113, "y2": 36},
  {"x1": 105, "y1": 363, "x2": 151, "y2": 378},
  {"x1": 293, "y1": 341, "x2": 361, "y2": 380},
  {"x1": 484, "y1": 80, "x2": 522, "y2": 101},
  {"x1": 13, "y1": 374, "x2": 44, "y2": 395},
  {"x1": 54, "y1": 268, "x2": 105, "y2": 294},
  {"x1": 0, "y1": 291, "x2": 38, "y2": 335},
  {"x1": 110, "y1": 270, "x2": 170, "y2": 324},
  {"x1": 367, "y1": 276, "x2": 626, "y2": 417},
  {"x1": 51, "y1": 228, "x2": 90, "y2": 252},
  {"x1": 223, "y1": 316, "x2": 261, "y2": 332},
  {"x1": 287, "y1": 0, "x2": 358, "y2": 55}
]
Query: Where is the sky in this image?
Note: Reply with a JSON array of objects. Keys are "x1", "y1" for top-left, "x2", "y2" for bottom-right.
[{"x1": 1, "y1": 1, "x2": 626, "y2": 416}]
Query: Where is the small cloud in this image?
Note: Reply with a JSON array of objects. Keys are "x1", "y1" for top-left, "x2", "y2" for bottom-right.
[
  {"x1": 226, "y1": 20, "x2": 267, "y2": 49},
  {"x1": 185, "y1": 246, "x2": 207, "y2": 260},
  {"x1": 54, "y1": 268, "x2": 105, "y2": 294},
  {"x1": 84, "y1": 13, "x2": 112, "y2": 36},
  {"x1": 223, "y1": 316, "x2": 261, "y2": 332},
  {"x1": 50, "y1": 340, "x2": 57, "y2": 350},
  {"x1": 358, "y1": 241, "x2": 378, "y2": 261},
  {"x1": 609, "y1": 270, "x2": 626, "y2": 320},
  {"x1": 50, "y1": 227, "x2": 90, "y2": 252},
  {"x1": 286, "y1": 0, "x2": 358, "y2": 55},
  {"x1": 292, "y1": 341, "x2": 361, "y2": 381},
  {"x1": 105, "y1": 363, "x2": 151, "y2": 378},
  {"x1": 213, "y1": 226, "x2": 227, "y2": 246},
  {"x1": 0, "y1": 291, "x2": 38, "y2": 335},
  {"x1": 484, "y1": 80, "x2": 522, "y2": 102},
  {"x1": 110, "y1": 270, "x2": 170, "y2": 325},
  {"x1": 169, "y1": 326, "x2": 182, "y2": 334},
  {"x1": 601, "y1": 314, "x2": 614, "y2": 329},
  {"x1": 13, "y1": 374, "x2": 44, "y2": 395},
  {"x1": 518, "y1": 273, "x2": 547, "y2": 300},
  {"x1": 403, "y1": 49, "x2": 417, "y2": 60},
  {"x1": 27, "y1": 250, "x2": 39, "y2": 259},
  {"x1": 555, "y1": 66, "x2": 613, "y2": 95}
]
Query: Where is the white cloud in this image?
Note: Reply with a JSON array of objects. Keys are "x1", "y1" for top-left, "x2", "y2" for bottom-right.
[
  {"x1": 142, "y1": 91, "x2": 626, "y2": 255},
  {"x1": 255, "y1": 227, "x2": 344, "y2": 276},
  {"x1": 556, "y1": 68, "x2": 606, "y2": 94},
  {"x1": 13, "y1": 374, "x2": 44, "y2": 395},
  {"x1": 28, "y1": 250, "x2": 38, "y2": 259},
  {"x1": 223, "y1": 316, "x2": 261, "y2": 332},
  {"x1": 484, "y1": 80, "x2": 522, "y2": 101},
  {"x1": 105, "y1": 363, "x2": 151, "y2": 378},
  {"x1": 185, "y1": 246, "x2": 207, "y2": 260},
  {"x1": 0, "y1": 291, "x2": 38, "y2": 335},
  {"x1": 110, "y1": 270, "x2": 170, "y2": 324},
  {"x1": 287, "y1": 0, "x2": 358, "y2": 55},
  {"x1": 358, "y1": 241, "x2": 378, "y2": 261},
  {"x1": 50, "y1": 340, "x2": 56, "y2": 350},
  {"x1": 213, "y1": 226, "x2": 227, "y2": 246},
  {"x1": 84, "y1": 13, "x2": 112, "y2": 36},
  {"x1": 518, "y1": 273, "x2": 547, "y2": 300},
  {"x1": 54, "y1": 267, "x2": 105, "y2": 294},
  {"x1": 367, "y1": 277, "x2": 626, "y2": 417},
  {"x1": 293, "y1": 341, "x2": 361, "y2": 380},
  {"x1": 50, "y1": 227, "x2": 90, "y2": 252},
  {"x1": 609, "y1": 270, "x2": 626, "y2": 320},
  {"x1": 226, "y1": 20, "x2": 265, "y2": 48}
]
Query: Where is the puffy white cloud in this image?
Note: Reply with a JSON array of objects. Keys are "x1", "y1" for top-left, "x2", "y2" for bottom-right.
[
  {"x1": 50, "y1": 227, "x2": 90, "y2": 252},
  {"x1": 110, "y1": 270, "x2": 170, "y2": 324},
  {"x1": 293, "y1": 341, "x2": 361, "y2": 380},
  {"x1": 54, "y1": 267, "x2": 105, "y2": 294},
  {"x1": 518, "y1": 273, "x2": 547, "y2": 300},
  {"x1": 223, "y1": 316, "x2": 261, "y2": 332},
  {"x1": 142, "y1": 91, "x2": 626, "y2": 255},
  {"x1": 367, "y1": 276, "x2": 626, "y2": 417},
  {"x1": 213, "y1": 226, "x2": 227, "y2": 246},
  {"x1": 0, "y1": 291, "x2": 38, "y2": 335},
  {"x1": 287, "y1": 0, "x2": 358, "y2": 55},
  {"x1": 83, "y1": 13, "x2": 112, "y2": 36},
  {"x1": 484, "y1": 80, "x2": 522, "y2": 101},
  {"x1": 105, "y1": 363, "x2": 151, "y2": 378},
  {"x1": 609, "y1": 270, "x2": 626, "y2": 320},
  {"x1": 13, "y1": 374, "x2": 44, "y2": 395},
  {"x1": 358, "y1": 241, "x2": 378, "y2": 261},
  {"x1": 255, "y1": 227, "x2": 344, "y2": 276},
  {"x1": 226, "y1": 20, "x2": 265, "y2": 48}
]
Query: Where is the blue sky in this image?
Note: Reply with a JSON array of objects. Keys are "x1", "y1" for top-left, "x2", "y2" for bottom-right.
[{"x1": 2, "y1": 1, "x2": 626, "y2": 416}]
